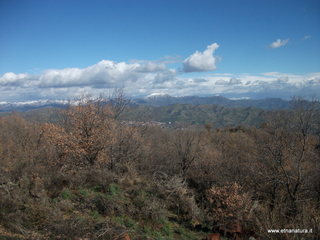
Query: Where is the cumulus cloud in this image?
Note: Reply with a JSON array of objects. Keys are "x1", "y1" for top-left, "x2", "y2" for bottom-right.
[
  {"x1": 269, "y1": 39, "x2": 289, "y2": 48},
  {"x1": 215, "y1": 78, "x2": 241, "y2": 86},
  {"x1": 0, "y1": 60, "x2": 175, "y2": 89},
  {"x1": 215, "y1": 79, "x2": 229, "y2": 85},
  {"x1": 1, "y1": 58, "x2": 320, "y2": 102},
  {"x1": 134, "y1": 62, "x2": 167, "y2": 73},
  {"x1": 0, "y1": 59, "x2": 181, "y2": 101},
  {"x1": 0, "y1": 72, "x2": 35, "y2": 87},
  {"x1": 228, "y1": 78, "x2": 242, "y2": 85},
  {"x1": 183, "y1": 43, "x2": 219, "y2": 72},
  {"x1": 148, "y1": 72, "x2": 320, "y2": 98}
]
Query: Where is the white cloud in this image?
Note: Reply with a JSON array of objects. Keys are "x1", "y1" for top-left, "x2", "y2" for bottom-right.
[
  {"x1": 228, "y1": 78, "x2": 242, "y2": 85},
  {"x1": 215, "y1": 78, "x2": 241, "y2": 86},
  {"x1": 1, "y1": 58, "x2": 320, "y2": 102},
  {"x1": 0, "y1": 72, "x2": 34, "y2": 87},
  {"x1": 0, "y1": 59, "x2": 179, "y2": 101},
  {"x1": 183, "y1": 43, "x2": 219, "y2": 72},
  {"x1": 0, "y1": 60, "x2": 174, "y2": 90},
  {"x1": 269, "y1": 39, "x2": 289, "y2": 48},
  {"x1": 134, "y1": 62, "x2": 167, "y2": 72}
]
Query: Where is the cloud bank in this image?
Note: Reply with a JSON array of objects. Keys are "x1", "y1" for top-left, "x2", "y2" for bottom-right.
[
  {"x1": 183, "y1": 43, "x2": 219, "y2": 72},
  {"x1": 1, "y1": 43, "x2": 320, "y2": 102},
  {"x1": 1, "y1": 59, "x2": 320, "y2": 102},
  {"x1": 269, "y1": 39, "x2": 289, "y2": 48}
]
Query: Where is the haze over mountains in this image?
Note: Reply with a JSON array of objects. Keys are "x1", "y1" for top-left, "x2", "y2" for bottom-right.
[
  {"x1": 136, "y1": 94, "x2": 291, "y2": 109},
  {"x1": 0, "y1": 95, "x2": 293, "y2": 113}
]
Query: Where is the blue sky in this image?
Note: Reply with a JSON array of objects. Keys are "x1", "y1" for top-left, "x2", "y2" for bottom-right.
[{"x1": 0, "y1": 0, "x2": 319, "y2": 101}]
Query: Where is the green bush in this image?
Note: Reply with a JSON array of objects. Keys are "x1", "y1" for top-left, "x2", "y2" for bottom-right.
[
  {"x1": 108, "y1": 183, "x2": 121, "y2": 196},
  {"x1": 61, "y1": 189, "x2": 75, "y2": 200}
]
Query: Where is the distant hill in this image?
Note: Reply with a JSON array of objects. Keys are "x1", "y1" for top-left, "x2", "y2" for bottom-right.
[
  {"x1": 0, "y1": 96, "x2": 294, "y2": 128},
  {"x1": 135, "y1": 95, "x2": 291, "y2": 110},
  {"x1": 0, "y1": 95, "x2": 292, "y2": 113},
  {"x1": 0, "y1": 100, "x2": 68, "y2": 113},
  {"x1": 121, "y1": 104, "x2": 268, "y2": 128}
]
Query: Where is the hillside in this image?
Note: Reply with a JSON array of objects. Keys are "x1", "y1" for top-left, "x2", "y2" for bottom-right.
[
  {"x1": 121, "y1": 104, "x2": 267, "y2": 128},
  {"x1": 9, "y1": 104, "x2": 268, "y2": 129},
  {"x1": 0, "y1": 95, "x2": 292, "y2": 113},
  {"x1": 0, "y1": 98, "x2": 319, "y2": 239},
  {"x1": 134, "y1": 95, "x2": 291, "y2": 109}
]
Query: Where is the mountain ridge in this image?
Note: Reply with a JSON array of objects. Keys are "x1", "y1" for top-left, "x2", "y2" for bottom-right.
[{"x1": 0, "y1": 95, "x2": 294, "y2": 112}]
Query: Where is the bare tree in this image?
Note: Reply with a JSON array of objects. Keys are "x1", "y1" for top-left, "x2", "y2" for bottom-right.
[
  {"x1": 170, "y1": 129, "x2": 202, "y2": 177},
  {"x1": 256, "y1": 101, "x2": 318, "y2": 220},
  {"x1": 106, "y1": 123, "x2": 143, "y2": 171},
  {"x1": 109, "y1": 88, "x2": 131, "y2": 120},
  {"x1": 43, "y1": 96, "x2": 115, "y2": 167}
]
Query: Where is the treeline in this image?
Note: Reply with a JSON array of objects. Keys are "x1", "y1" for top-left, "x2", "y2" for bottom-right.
[{"x1": 0, "y1": 95, "x2": 319, "y2": 240}]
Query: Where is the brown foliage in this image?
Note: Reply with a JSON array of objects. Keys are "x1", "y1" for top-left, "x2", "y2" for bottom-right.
[
  {"x1": 205, "y1": 183, "x2": 251, "y2": 224},
  {"x1": 42, "y1": 97, "x2": 114, "y2": 168},
  {"x1": 0, "y1": 96, "x2": 320, "y2": 239}
]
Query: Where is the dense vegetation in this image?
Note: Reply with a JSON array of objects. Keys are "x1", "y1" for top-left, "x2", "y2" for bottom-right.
[
  {"x1": 0, "y1": 95, "x2": 319, "y2": 239},
  {"x1": 135, "y1": 95, "x2": 291, "y2": 110},
  {"x1": 121, "y1": 104, "x2": 267, "y2": 127},
  {"x1": 13, "y1": 103, "x2": 267, "y2": 128}
]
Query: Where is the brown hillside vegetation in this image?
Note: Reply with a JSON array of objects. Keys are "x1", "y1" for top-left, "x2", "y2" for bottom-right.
[{"x1": 0, "y1": 96, "x2": 319, "y2": 240}]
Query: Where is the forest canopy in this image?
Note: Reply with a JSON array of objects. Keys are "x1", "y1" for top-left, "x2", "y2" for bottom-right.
[{"x1": 0, "y1": 95, "x2": 319, "y2": 240}]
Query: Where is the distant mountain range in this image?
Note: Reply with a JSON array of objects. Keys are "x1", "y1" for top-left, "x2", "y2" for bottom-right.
[
  {"x1": 0, "y1": 100, "x2": 68, "y2": 112},
  {"x1": 2, "y1": 95, "x2": 318, "y2": 129},
  {"x1": 137, "y1": 95, "x2": 292, "y2": 109},
  {"x1": 0, "y1": 95, "x2": 293, "y2": 113},
  {"x1": 121, "y1": 104, "x2": 268, "y2": 128}
]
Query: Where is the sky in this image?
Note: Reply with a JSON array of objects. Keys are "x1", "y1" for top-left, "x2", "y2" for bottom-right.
[{"x1": 0, "y1": 0, "x2": 320, "y2": 102}]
